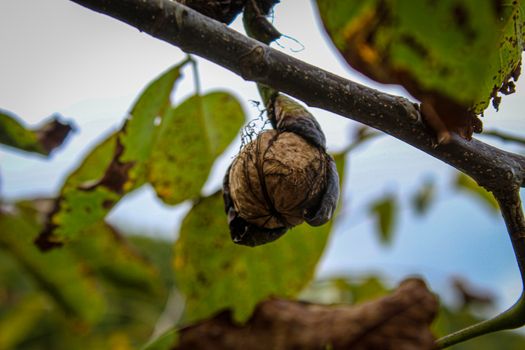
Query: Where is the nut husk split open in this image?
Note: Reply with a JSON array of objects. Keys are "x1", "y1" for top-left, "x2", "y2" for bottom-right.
[{"x1": 223, "y1": 95, "x2": 339, "y2": 246}]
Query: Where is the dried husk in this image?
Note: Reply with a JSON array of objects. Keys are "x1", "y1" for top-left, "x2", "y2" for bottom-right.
[{"x1": 229, "y1": 130, "x2": 328, "y2": 229}]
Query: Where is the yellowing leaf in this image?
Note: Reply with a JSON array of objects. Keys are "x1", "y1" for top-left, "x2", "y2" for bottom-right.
[
  {"x1": 148, "y1": 92, "x2": 245, "y2": 205},
  {"x1": 120, "y1": 63, "x2": 186, "y2": 187},
  {"x1": 37, "y1": 62, "x2": 185, "y2": 248},
  {"x1": 36, "y1": 133, "x2": 119, "y2": 249},
  {"x1": 317, "y1": 0, "x2": 525, "y2": 135},
  {"x1": 174, "y1": 153, "x2": 344, "y2": 323}
]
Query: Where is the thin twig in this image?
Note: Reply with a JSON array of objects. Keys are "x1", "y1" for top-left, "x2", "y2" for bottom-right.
[
  {"x1": 483, "y1": 129, "x2": 525, "y2": 146},
  {"x1": 437, "y1": 189, "x2": 525, "y2": 348}
]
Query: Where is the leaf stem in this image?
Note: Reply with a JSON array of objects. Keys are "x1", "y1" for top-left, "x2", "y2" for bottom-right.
[
  {"x1": 437, "y1": 189, "x2": 525, "y2": 348},
  {"x1": 243, "y1": 0, "x2": 280, "y2": 108},
  {"x1": 187, "y1": 55, "x2": 202, "y2": 96},
  {"x1": 436, "y1": 294, "x2": 525, "y2": 348}
]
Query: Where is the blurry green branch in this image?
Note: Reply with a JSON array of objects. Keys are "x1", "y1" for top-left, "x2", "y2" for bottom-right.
[{"x1": 483, "y1": 129, "x2": 525, "y2": 146}]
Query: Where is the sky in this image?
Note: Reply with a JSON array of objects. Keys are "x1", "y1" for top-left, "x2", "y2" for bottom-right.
[{"x1": 1, "y1": 0, "x2": 525, "y2": 312}]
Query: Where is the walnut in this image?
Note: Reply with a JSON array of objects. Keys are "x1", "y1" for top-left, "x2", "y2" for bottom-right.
[{"x1": 223, "y1": 95, "x2": 339, "y2": 246}]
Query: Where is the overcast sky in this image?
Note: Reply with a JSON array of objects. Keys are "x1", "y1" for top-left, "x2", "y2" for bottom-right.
[{"x1": 1, "y1": 0, "x2": 524, "y2": 311}]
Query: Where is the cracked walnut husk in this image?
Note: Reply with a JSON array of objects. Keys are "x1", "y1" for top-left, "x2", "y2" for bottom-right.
[
  {"x1": 223, "y1": 95, "x2": 339, "y2": 246},
  {"x1": 230, "y1": 129, "x2": 328, "y2": 228}
]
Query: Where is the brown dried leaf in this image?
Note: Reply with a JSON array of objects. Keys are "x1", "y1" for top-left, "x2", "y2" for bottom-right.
[
  {"x1": 0, "y1": 110, "x2": 74, "y2": 156},
  {"x1": 34, "y1": 118, "x2": 74, "y2": 155},
  {"x1": 175, "y1": 278, "x2": 438, "y2": 350}
]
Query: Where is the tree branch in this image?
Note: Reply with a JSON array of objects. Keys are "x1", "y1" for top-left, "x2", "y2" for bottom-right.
[
  {"x1": 65, "y1": 0, "x2": 525, "y2": 346},
  {"x1": 67, "y1": 0, "x2": 525, "y2": 191},
  {"x1": 437, "y1": 190, "x2": 525, "y2": 348}
]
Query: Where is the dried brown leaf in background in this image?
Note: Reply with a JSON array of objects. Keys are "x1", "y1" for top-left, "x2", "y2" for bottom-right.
[{"x1": 175, "y1": 278, "x2": 438, "y2": 350}]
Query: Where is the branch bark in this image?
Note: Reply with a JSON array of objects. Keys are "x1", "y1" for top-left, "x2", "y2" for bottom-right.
[
  {"x1": 65, "y1": 0, "x2": 525, "y2": 346},
  {"x1": 67, "y1": 0, "x2": 525, "y2": 190}
]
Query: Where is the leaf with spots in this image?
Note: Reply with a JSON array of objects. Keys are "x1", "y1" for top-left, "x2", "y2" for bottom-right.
[
  {"x1": 174, "y1": 153, "x2": 344, "y2": 324},
  {"x1": 36, "y1": 61, "x2": 185, "y2": 249},
  {"x1": 0, "y1": 109, "x2": 73, "y2": 156},
  {"x1": 316, "y1": 0, "x2": 525, "y2": 139},
  {"x1": 119, "y1": 62, "x2": 187, "y2": 188},
  {"x1": 35, "y1": 133, "x2": 119, "y2": 249},
  {"x1": 148, "y1": 92, "x2": 245, "y2": 205},
  {"x1": 174, "y1": 192, "x2": 333, "y2": 324}
]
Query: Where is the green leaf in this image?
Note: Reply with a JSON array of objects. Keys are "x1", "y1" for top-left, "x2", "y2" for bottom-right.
[
  {"x1": 69, "y1": 221, "x2": 163, "y2": 295},
  {"x1": 304, "y1": 275, "x2": 388, "y2": 305},
  {"x1": 36, "y1": 133, "x2": 119, "y2": 248},
  {"x1": 0, "y1": 294, "x2": 47, "y2": 349},
  {"x1": 332, "y1": 152, "x2": 346, "y2": 188},
  {"x1": 316, "y1": 0, "x2": 524, "y2": 113},
  {"x1": 455, "y1": 172, "x2": 499, "y2": 212},
  {"x1": 37, "y1": 62, "x2": 185, "y2": 247},
  {"x1": 142, "y1": 329, "x2": 179, "y2": 350},
  {"x1": 0, "y1": 109, "x2": 73, "y2": 156},
  {"x1": 174, "y1": 153, "x2": 345, "y2": 324},
  {"x1": 128, "y1": 235, "x2": 176, "y2": 287},
  {"x1": 148, "y1": 92, "x2": 245, "y2": 205},
  {"x1": 174, "y1": 191, "x2": 333, "y2": 324},
  {"x1": 351, "y1": 277, "x2": 388, "y2": 303},
  {"x1": 64, "y1": 133, "x2": 119, "y2": 187},
  {"x1": 369, "y1": 195, "x2": 397, "y2": 245},
  {"x1": 120, "y1": 63, "x2": 186, "y2": 188},
  {"x1": 0, "y1": 208, "x2": 106, "y2": 324},
  {"x1": 412, "y1": 179, "x2": 436, "y2": 216}
]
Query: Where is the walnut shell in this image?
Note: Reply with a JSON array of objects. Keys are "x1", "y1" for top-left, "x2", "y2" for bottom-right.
[{"x1": 229, "y1": 130, "x2": 328, "y2": 229}]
